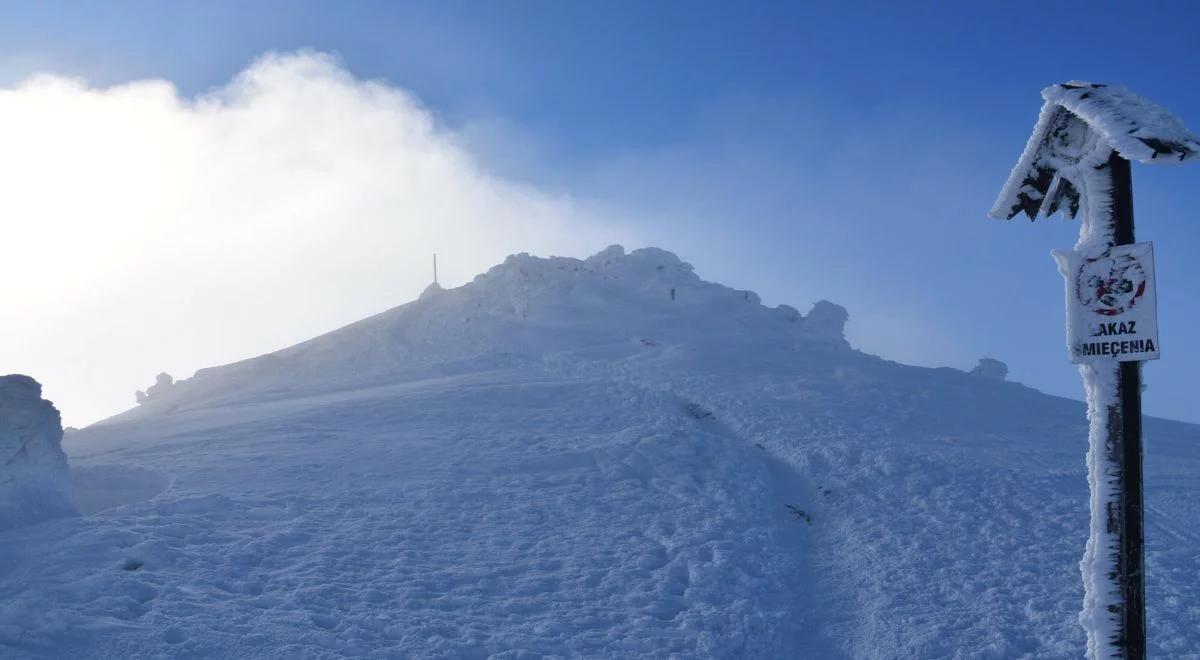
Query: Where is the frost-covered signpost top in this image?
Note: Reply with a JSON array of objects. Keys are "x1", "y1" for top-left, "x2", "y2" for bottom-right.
[{"x1": 990, "y1": 81, "x2": 1199, "y2": 660}]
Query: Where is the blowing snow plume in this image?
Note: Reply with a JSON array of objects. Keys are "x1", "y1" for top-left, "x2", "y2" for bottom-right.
[{"x1": 0, "y1": 51, "x2": 629, "y2": 428}]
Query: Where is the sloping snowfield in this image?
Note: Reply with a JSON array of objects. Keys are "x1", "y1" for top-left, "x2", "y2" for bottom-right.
[{"x1": 2, "y1": 247, "x2": 1197, "y2": 658}]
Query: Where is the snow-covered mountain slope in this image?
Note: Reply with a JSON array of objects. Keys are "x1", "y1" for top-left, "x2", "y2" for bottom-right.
[{"x1": 2, "y1": 246, "x2": 1198, "y2": 658}]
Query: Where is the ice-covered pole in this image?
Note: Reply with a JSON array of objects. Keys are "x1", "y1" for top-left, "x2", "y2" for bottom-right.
[
  {"x1": 989, "y1": 82, "x2": 1200, "y2": 660},
  {"x1": 1073, "y1": 149, "x2": 1143, "y2": 659}
]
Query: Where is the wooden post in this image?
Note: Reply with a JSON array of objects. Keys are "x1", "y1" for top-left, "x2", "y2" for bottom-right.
[{"x1": 1107, "y1": 151, "x2": 1146, "y2": 659}]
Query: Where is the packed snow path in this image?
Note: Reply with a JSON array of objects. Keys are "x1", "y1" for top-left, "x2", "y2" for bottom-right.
[{"x1": 2, "y1": 246, "x2": 1197, "y2": 658}]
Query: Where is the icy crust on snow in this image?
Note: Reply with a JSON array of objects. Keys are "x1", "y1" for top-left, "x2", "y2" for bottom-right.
[
  {"x1": 16, "y1": 374, "x2": 820, "y2": 657},
  {"x1": 114, "y1": 246, "x2": 851, "y2": 420},
  {"x1": 0, "y1": 375, "x2": 75, "y2": 531},
  {"x1": 27, "y1": 317, "x2": 1200, "y2": 657}
]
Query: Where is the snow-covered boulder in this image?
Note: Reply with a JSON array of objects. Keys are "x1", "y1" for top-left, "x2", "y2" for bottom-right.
[
  {"x1": 0, "y1": 375, "x2": 76, "y2": 530},
  {"x1": 801, "y1": 300, "x2": 850, "y2": 347},
  {"x1": 584, "y1": 243, "x2": 626, "y2": 269},
  {"x1": 969, "y1": 358, "x2": 1009, "y2": 381},
  {"x1": 135, "y1": 372, "x2": 175, "y2": 405}
]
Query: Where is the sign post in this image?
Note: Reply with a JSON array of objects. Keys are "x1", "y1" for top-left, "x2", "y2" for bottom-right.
[{"x1": 989, "y1": 82, "x2": 1198, "y2": 659}]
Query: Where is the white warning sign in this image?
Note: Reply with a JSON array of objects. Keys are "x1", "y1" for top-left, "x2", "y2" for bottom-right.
[{"x1": 1053, "y1": 242, "x2": 1160, "y2": 364}]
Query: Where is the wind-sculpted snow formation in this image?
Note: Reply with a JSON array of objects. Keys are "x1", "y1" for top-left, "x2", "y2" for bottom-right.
[
  {"x1": 2, "y1": 246, "x2": 1198, "y2": 658},
  {"x1": 0, "y1": 375, "x2": 75, "y2": 531}
]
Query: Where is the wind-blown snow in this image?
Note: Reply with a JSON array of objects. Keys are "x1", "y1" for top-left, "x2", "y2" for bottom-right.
[
  {"x1": 2, "y1": 246, "x2": 1198, "y2": 658},
  {"x1": 0, "y1": 375, "x2": 75, "y2": 531}
]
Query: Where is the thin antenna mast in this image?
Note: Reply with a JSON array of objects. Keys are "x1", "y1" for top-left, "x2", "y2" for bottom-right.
[{"x1": 433, "y1": 253, "x2": 438, "y2": 285}]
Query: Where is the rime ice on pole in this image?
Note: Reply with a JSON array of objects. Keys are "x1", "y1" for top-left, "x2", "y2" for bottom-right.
[
  {"x1": 990, "y1": 82, "x2": 1200, "y2": 234},
  {"x1": 990, "y1": 81, "x2": 1200, "y2": 659}
]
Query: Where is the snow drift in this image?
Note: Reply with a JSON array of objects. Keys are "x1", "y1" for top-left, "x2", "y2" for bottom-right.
[{"x1": 0, "y1": 375, "x2": 75, "y2": 531}]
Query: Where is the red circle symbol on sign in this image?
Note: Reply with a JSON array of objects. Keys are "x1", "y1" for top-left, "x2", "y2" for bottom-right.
[{"x1": 1075, "y1": 253, "x2": 1147, "y2": 316}]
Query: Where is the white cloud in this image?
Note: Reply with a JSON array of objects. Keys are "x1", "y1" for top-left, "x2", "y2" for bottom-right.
[{"x1": 0, "y1": 51, "x2": 634, "y2": 426}]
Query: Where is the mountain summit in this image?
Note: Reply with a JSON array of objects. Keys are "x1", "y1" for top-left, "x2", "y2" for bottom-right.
[{"x1": 120, "y1": 246, "x2": 850, "y2": 419}]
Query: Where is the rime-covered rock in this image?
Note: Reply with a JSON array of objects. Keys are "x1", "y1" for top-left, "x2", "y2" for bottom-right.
[
  {"x1": 135, "y1": 372, "x2": 175, "y2": 405},
  {"x1": 418, "y1": 281, "x2": 445, "y2": 301},
  {"x1": 970, "y1": 358, "x2": 1009, "y2": 381},
  {"x1": 0, "y1": 374, "x2": 76, "y2": 530},
  {"x1": 800, "y1": 300, "x2": 850, "y2": 347}
]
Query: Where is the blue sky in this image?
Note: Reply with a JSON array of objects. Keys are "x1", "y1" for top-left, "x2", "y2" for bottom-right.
[{"x1": 5, "y1": 1, "x2": 1200, "y2": 423}]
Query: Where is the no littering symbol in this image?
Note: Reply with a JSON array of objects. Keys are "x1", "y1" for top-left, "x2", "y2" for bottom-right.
[{"x1": 1075, "y1": 252, "x2": 1148, "y2": 317}]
